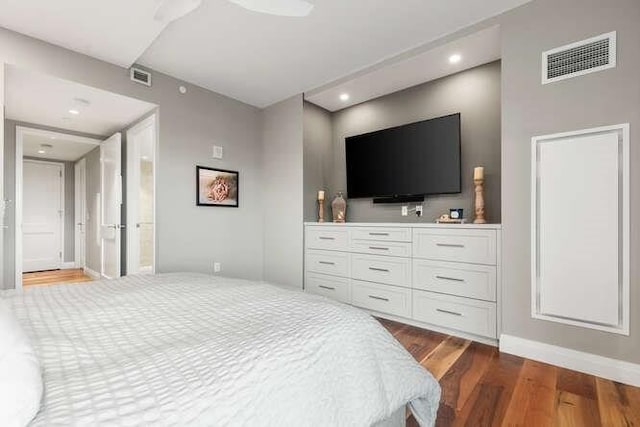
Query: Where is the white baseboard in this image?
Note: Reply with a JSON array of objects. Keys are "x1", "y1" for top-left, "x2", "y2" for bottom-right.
[
  {"x1": 83, "y1": 267, "x2": 101, "y2": 280},
  {"x1": 61, "y1": 262, "x2": 77, "y2": 269},
  {"x1": 500, "y1": 334, "x2": 640, "y2": 387}
]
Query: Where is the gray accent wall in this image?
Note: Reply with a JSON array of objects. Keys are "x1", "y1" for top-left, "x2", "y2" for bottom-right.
[
  {"x1": 498, "y1": 0, "x2": 640, "y2": 364},
  {"x1": 262, "y1": 95, "x2": 304, "y2": 289},
  {"x1": 328, "y1": 61, "x2": 501, "y2": 223},
  {"x1": 0, "y1": 27, "x2": 264, "y2": 286},
  {"x1": 302, "y1": 102, "x2": 332, "y2": 222}
]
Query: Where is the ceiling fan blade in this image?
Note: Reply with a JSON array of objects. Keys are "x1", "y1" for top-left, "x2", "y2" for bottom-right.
[
  {"x1": 154, "y1": 0, "x2": 203, "y2": 23},
  {"x1": 227, "y1": 0, "x2": 314, "y2": 17}
]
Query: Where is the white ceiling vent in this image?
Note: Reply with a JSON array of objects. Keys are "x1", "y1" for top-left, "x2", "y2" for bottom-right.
[
  {"x1": 542, "y1": 31, "x2": 616, "y2": 84},
  {"x1": 130, "y1": 67, "x2": 152, "y2": 87}
]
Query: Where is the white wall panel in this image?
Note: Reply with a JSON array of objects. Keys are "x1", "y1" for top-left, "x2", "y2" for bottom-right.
[{"x1": 532, "y1": 124, "x2": 629, "y2": 334}]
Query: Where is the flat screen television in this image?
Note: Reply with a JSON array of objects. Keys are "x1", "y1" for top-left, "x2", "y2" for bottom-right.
[{"x1": 345, "y1": 113, "x2": 461, "y2": 201}]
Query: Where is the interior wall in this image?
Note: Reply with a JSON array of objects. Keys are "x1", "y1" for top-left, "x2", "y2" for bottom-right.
[
  {"x1": 302, "y1": 102, "x2": 333, "y2": 222},
  {"x1": 23, "y1": 156, "x2": 75, "y2": 263},
  {"x1": 0, "y1": 27, "x2": 265, "y2": 285},
  {"x1": 262, "y1": 95, "x2": 304, "y2": 289},
  {"x1": 499, "y1": 0, "x2": 640, "y2": 363},
  {"x1": 139, "y1": 160, "x2": 153, "y2": 269},
  {"x1": 329, "y1": 61, "x2": 501, "y2": 223}
]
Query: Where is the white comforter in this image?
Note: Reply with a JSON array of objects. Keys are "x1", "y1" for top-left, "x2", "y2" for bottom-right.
[{"x1": 3, "y1": 273, "x2": 440, "y2": 426}]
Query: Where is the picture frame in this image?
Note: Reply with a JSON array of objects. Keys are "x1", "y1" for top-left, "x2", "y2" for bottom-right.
[{"x1": 196, "y1": 166, "x2": 239, "y2": 207}]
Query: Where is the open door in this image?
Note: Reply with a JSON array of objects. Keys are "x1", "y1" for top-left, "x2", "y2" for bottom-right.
[{"x1": 100, "y1": 133, "x2": 122, "y2": 279}]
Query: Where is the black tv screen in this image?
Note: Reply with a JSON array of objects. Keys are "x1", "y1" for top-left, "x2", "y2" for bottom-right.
[{"x1": 345, "y1": 113, "x2": 461, "y2": 199}]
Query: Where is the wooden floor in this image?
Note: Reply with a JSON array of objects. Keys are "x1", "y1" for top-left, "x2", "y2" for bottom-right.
[
  {"x1": 23, "y1": 268, "x2": 93, "y2": 287},
  {"x1": 377, "y1": 318, "x2": 640, "y2": 427}
]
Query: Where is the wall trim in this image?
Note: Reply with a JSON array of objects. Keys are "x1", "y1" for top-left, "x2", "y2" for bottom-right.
[
  {"x1": 83, "y1": 267, "x2": 101, "y2": 280},
  {"x1": 500, "y1": 334, "x2": 640, "y2": 387}
]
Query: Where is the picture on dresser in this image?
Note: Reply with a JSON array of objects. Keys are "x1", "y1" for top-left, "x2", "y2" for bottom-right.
[{"x1": 196, "y1": 166, "x2": 239, "y2": 207}]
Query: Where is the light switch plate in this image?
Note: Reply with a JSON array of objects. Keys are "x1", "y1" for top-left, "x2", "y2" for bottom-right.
[{"x1": 212, "y1": 145, "x2": 223, "y2": 159}]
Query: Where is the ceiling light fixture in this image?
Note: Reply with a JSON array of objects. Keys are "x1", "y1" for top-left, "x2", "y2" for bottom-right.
[
  {"x1": 449, "y1": 54, "x2": 462, "y2": 64},
  {"x1": 339, "y1": 93, "x2": 350, "y2": 102},
  {"x1": 38, "y1": 150, "x2": 46, "y2": 154},
  {"x1": 69, "y1": 109, "x2": 80, "y2": 115},
  {"x1": 154, "y1": 0, "x2": 203, "y2": 23},
  {"x1": 227, "y1": 0, "x2": 314, "y2": 17}
]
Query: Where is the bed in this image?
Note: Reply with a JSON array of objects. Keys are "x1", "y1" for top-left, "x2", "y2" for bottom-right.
[{"x1": 1, "y1": 273, "x2": 440, "y2": 426}]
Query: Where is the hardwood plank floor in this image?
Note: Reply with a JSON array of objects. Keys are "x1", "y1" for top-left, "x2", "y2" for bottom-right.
[
  {"x1": 377, "y1": 318, "x2": 639, "y2": 427},
  {"x1": 23, "y1": 268, "x2": 93, "y2": 286}
]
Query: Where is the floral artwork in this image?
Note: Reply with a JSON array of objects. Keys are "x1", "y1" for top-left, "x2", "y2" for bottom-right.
[{"x1": 196, "y1": 166, "x2": 239, "y2": 207}]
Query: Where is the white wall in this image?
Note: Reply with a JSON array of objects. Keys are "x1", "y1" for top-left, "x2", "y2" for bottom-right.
[{"x1": 262, "y1": 95, "x2": 304, "y2": 289}]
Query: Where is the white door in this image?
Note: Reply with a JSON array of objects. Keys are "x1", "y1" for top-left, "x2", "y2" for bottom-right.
[
  {"x1": 100, "y1": 133, "x2": 122, "y2": 279},
  {"x1": 126, "y1": 115, "x2": 156, "y2": 275},
  {"x1": 74, "y1": 158, "x2": 86, "y2": 268},
  {"x1": 23, "y1": 160, "x2": 63, "y2": 272}
]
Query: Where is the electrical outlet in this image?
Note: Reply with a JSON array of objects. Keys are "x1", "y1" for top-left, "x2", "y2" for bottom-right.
[
  {"x1": 213, "y1": 262, "x2": 222, "y2": 273},
  {"x1": 212, "y1": 145, "x2": 224, "y2": 159},
  {"x1": 401, "y1": 205, "x2": 408, "y2": 216},
  {"x1": 415, "y1": 204, "x2": 423, "y2": 217}
]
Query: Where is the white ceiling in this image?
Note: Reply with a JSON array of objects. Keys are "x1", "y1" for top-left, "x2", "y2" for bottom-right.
[
  {"x1": 0, "y1": 0, "x2": 530, "y2": 108},
  {"x1": 306, "y1": 26, "x2": 501, "y2": 112},
  {"x1": 6, "y1": 66, "x2": 157, "y2": 136},
  {"x1": 23, "y1": 129, "x2": 100, "y2": 162},
  {"x1": 0, "y1": 0, "x2": 168, "y2": 68}
]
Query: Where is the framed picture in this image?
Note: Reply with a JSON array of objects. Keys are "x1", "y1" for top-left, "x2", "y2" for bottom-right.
[{"x1": 196, "y1": 166, "x2": 239, "y2": 207}]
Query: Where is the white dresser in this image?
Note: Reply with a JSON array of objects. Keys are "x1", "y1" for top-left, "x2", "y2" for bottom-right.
[{"x1": 304, "y1": 222, "x2": 502, "y2": 345}]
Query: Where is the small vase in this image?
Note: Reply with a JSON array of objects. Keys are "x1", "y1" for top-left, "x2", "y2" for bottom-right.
[{"x1": 331, "y1": 192, "x2": 347, "y2": 223}]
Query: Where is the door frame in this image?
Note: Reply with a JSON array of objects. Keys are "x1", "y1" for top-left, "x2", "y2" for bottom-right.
[
  {"x1": 125, "y1": 113, "x2": 158, "y2": 275},
  {"x1": 15, "y1": 126, "x2": 101, "y2": 289},
  {"x1": 74, "y1": 158, "x2": 87, "y2": 269}
]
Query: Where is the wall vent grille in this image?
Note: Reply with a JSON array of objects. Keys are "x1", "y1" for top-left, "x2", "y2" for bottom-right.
[
  {"x1": 542, "y1": 32, "x2": 616, "y2": 84},
  {"x1": 130, "y1": 67, "x2": 152, "y2": 87}
]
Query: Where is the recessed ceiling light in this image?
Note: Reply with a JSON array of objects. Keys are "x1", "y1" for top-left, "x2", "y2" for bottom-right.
[
  {"x1": 449, "y1": 54, "x2": 462, "y2": 64},
  {"x1": 37, "y1": 150, "x2": 46, "y2": 154},
  {"x1": 50, "y1": 136, "x2": 57, "y2": 140},
  {"x1": 339, "y1": 93, "x2": 350, "y2": 102},
  {"x1": 69, "y1": 109, "x2": 80, "y2": 115}
]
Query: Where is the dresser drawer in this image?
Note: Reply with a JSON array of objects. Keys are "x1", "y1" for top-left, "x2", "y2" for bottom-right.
[
  {"x1": 413, "y1": 229, "x2": 497, "y2": 265},
  {"x1": 350, "y1": 227, "x2": 411, "y2": 242},
  {"x1": 352, "y1": 280, "x2": 411, "y2": 318},
  {"x1": 305, "y1": 226, "x2": 348, "y2": 251},
  {"x1": 350, "y1": 240, "x2": 412, "y2": 257},
  {"x1": 351, "y1": 253, "x2": 411, "y2": 287},
  {"x1": 412, "y1": 290, "x2": 497, "y2": 338},
  {"x1": 305, "y1": 272, "x2": 350, "y2": 303},
  {"x1": 305, "y1": 250, "x2": 349, "y2": 277},
  {"x1": 413, "y1": 260, "x2": 496, "y2": 301}
]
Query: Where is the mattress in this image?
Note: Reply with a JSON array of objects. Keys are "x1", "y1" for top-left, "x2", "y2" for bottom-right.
[{"x1": 2, "y1": 273, "x2": 440, "y2": 426}]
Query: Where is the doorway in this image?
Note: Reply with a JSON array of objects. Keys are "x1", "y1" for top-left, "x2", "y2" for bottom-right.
[{"x1": 126, "y1": 114, "x2": 157, "y2": 275}]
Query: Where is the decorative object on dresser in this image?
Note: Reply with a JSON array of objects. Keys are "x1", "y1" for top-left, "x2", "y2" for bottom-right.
[
  {"x1": 196, "y1": 166, "x2": 239, "y2": 207},
  {"x1": 331, "y1": 192, "x2": 347, "y2": 223},
  {"x1": 449, "y1": 208, "x2": 464, "y2": 220},
  {"x1": 317, "y1": 190, "x2": 325, "y2": 223},
  {"x1": 436, "y1": 214, "x2": 466, "y2": 224},
  {"x1": 473, "y1": 166, "x2": 486, "y2": 224},
  {"x1": 304, "y1": 222, "x2": 502, "y2": 345}
]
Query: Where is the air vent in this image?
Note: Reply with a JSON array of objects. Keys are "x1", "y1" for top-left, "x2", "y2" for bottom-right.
[
  {"x1": 542, "y1": 31, "x2": 616, "y2": 84},
  {"x1": 130, "y1": 67, "x2": 152, "y2": 87}
]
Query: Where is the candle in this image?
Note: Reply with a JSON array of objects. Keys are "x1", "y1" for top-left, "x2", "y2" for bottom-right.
[
  {"x1": 474, "y1": 167, "x2": 484, "y2": 181},
  {"x1": 318, "y1": 190, "x2": 325, "y2": 201}
]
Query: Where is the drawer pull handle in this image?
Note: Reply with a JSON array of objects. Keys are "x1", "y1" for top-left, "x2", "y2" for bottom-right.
[
  {"x1": 369, "y1": 246, "x2": 389, "y2": 251},
  {"x1": 369, "y1": 232, "x2": 390, "y2": 236},
  {"x1": 435, "y1": 275, "x2": 465, "y2": 282},
  {"x1": 368, "y1": 295, "x2": 390, "y2": 302},
  {"x1": 368, "y1": 267, "x2": 390, "y2": 272},
  {"x1": 436, "y1": 308, "x2": 463, "y2": 317},
  {"x1": 436, "y1": 243, "x2": 465, "y2": 248},
  {"x1": 319, "y1": 261, "x2": 335, "y2": 265},
  {"x1": 318, "y1": 285, "x2": 335, "y2": 291},
  {"x1": 319, "y1": 236, "x2": 335, "y2": 240}
]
